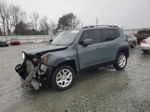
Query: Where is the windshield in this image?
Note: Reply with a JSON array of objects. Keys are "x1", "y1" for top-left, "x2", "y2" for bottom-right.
[{"x1": 51, "y1": 30, "x2": 79, "y2": 45}]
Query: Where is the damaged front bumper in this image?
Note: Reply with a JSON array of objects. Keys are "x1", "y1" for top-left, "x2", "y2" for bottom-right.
[{"x1": 15, "y1": 62, "x2": 52, "y2": 90}]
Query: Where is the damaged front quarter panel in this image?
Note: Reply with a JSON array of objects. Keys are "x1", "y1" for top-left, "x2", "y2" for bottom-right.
[
  {"x1": 41, "y1": 50, "x2": 79, "y2": 70},
  {"x1": 15, "y1": 47, "x2": 73, "y2": 91}
]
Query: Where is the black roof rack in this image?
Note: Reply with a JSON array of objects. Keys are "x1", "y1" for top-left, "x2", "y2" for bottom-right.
[{"x1": 82, "y1": 25, "x2": 118, "y2": 29}]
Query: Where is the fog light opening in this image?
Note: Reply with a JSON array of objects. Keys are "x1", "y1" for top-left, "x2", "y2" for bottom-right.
[{"x1": 38, "y1": 64, "x2": 47, "y2": 75}]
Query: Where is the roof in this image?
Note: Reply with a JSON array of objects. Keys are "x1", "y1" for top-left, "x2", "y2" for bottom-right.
[{"x1": 82, "y1": 25, "x2": 119, "y2": 30}]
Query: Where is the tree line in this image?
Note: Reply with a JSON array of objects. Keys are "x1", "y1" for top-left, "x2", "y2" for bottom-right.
[{"x1": 0, "y1": 1, "x2": 80, "y2": 36}]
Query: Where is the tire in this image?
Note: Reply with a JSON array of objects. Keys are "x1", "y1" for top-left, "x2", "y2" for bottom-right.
[
  {"x1": 113, "y1": 52, "x2": 127, "y2": 70},
  {"x1": 143, "y1": 50, "x2": 149, "y2": 54},
  {"x1": 51, "y1": 65, "x2": 76, "y2": 91}
]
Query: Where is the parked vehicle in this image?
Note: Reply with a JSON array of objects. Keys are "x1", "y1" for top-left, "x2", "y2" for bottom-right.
[
  {"x1": 141, "y1": 36, "x2": 150, "y2": 53},
  {"x1": 15, "y1": 25, "x2": 129, "y2": 91},
  {"x1": 134, "y1": 29, "x2": 150, "y2": 44},
  {"x1": 10, "y1": 39, "x2": 20, "y2": 45},
  {"x1": 0, "y1": 41, "x2": 8, "y2": 47},
  {"x1": 125, "y1": 34, "x2": 137, "y2": 48},
  {"x1": 33, "y1": 40, "x2": 44, "y2": 44}
]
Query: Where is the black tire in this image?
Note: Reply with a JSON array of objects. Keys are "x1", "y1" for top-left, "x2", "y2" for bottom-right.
[
  {"x1": 113, "y1": 52, "x2": 127, "y2": 70},
  {"x1": 143, "y1": 50, "x2": 149, "y2": 54},
  {"x1": 51, "y1": 65, "x2": 76, "y2": 91}
]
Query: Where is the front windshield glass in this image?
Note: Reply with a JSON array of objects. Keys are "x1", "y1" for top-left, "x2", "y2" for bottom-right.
[{"x1": 51, "y1": 30, "x2": 79, "y2": 45}]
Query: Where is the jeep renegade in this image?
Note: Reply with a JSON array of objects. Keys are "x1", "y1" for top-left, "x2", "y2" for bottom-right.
[{"x1": 15, "y1": 25, "x2": 129, "y2": 91}]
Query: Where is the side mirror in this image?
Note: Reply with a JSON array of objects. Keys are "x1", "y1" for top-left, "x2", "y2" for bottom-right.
[{"x1": 82, "y1": 39, "x2": 93, "y2": 46}]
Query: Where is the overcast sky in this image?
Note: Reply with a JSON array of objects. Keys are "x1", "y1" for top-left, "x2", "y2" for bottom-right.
[{"x1": 5, "y1": 0, "x2": 150, "y2": 29}]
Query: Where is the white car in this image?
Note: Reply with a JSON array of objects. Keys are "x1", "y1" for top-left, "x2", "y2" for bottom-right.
[
  {"x1": 141, "y1": 37, "x2": 150, "y2": 53},
  {"x1": 33, "y1": 40, "x2": 44, "y2": 44}
]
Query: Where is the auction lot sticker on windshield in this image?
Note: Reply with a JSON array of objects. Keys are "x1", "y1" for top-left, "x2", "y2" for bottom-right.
[{"x1": 71, "y1": 30, "x2": 79, "y2": 33}]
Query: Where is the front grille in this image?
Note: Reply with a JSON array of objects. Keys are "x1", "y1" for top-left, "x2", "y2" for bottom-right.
[
  {"x1": 25, "y1": 53, "x2": 34, "y2": 61},
  {"x1": 25, "y1": 60, "x2": 34, "y2": 74}
]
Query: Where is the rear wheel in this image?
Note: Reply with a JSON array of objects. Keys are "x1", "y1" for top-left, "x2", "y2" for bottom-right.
[
  {"x1": 113, "y1": 52, "x2": 127, "y2": 70},
  {"x1": 51, "y1": 65, "x2": 76, "y2": 91}
]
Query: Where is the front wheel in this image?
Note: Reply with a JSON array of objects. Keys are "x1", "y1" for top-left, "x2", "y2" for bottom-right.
[
  {"x1": 113, "y1": 52, "x2": 127, "y2": 70},
  {"x1": 51, "y1": 65, "x2": 76, "y2": 91}
]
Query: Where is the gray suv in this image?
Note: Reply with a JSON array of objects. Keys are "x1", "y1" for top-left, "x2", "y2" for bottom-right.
[{"x1": 15, "y1": 25, "x2": 129, "y2": 91}]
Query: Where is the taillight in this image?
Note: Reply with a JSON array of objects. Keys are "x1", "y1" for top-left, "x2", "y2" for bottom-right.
[{"x1": 141, "y1": 40, "x2": 147, "y2": 44}]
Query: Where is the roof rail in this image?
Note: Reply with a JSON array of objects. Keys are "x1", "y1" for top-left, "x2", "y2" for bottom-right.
[{"x1": 82, "y1": 25, "x2": 118, "y2": 29}]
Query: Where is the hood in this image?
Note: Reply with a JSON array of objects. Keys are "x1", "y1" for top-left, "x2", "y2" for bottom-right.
[{"x1": 23, "y1": 44, "x2": 68, "y2": 55}]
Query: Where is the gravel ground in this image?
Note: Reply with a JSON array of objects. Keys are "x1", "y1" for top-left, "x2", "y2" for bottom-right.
[{"x1": 0, "y1": 44, "x2": 150, "y2": 112}]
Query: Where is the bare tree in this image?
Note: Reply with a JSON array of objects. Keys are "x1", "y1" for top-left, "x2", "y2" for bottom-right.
[
  {"x1": 72, "y1": 16, "x2": 80, "y2": 29},
  {"x1": 10, "y1": 5, "x2": 26, "y2": 30},
  {"x1": 39, "y1": 16, "x2": 50, "y2": 35},
  {"x1": 0, "y1": 1, "x2": 7, "y2": 35},
  {"x1": 30, "y1": 12, "x2": 39, "y2": 31},
  {"x1": 0, "y1": 2, "x2": 27, "y2": 35},
  {"x1": 49, "y1": 21, "x2": 56, "y2": 36},
  {"x1": 5, "y1": 7, "x2": 11, "y2": 35}
]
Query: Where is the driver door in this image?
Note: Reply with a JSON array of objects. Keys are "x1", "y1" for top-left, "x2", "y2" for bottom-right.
[{"x1": 77, "y1": 29, "x2": 103, "y2": 69}]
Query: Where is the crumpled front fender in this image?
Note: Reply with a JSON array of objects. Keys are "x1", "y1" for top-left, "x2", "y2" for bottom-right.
[{"x1": 43, "y1": 53, "x2": 76, "y2": 67}]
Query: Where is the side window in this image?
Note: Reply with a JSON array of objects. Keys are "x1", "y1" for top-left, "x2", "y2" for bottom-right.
[
  {"x1": 80, "y1": 30, "x2": 102, "y2": 44},
  {"x1": 103, "y1": 29, "x2": 120, "y2": 41}
]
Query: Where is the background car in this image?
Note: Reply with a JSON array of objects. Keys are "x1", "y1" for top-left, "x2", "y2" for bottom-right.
[
  {"x1": 141, "y1": 36, "x2": 150, "y2": 53},
  {"x1": 134, "y1": 29, "x2": 150, "y2": 44},
  {"x1": 10, "y1": 39, "x2": 20, "y2": 45},
  {"x1": 33, "y1": 40, "x2": 44, "y2": 43},
  {"x1": 0, "y1": 41, "x2": 9, "y2": 47},
  {"x1": 125, "y1": 34, "x2": 137, "y2": 48}
]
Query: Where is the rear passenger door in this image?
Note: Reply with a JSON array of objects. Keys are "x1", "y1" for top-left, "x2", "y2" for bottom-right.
[{"x1": 101, "y1": 29, "x2": 120, "y2": 61}]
